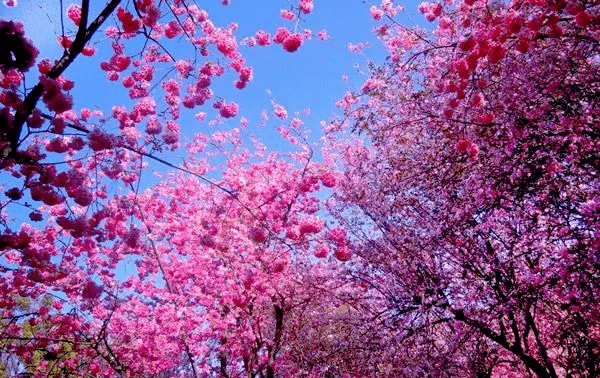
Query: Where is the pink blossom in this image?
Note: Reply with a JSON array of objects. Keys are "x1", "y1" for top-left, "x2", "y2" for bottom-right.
[
  {"x1": 458, "y1": 37, "x2": 475, "y2": 51},
  {"x1": 456, "y1": 139, "x2": 470, "y2": 153},
  {"x1": 299, "y1": 217, "x2": 323, "y2": 234},
  {"x1": 216, "y1": 34, "x2": 238, "y2": 58},
  {"x1": 239, "y1": 66, "x2": 252, "y2": 82},
  {"x1": 334, "y1": 246, "x2": 352, "y2": 261},
  {"x1": 299, "y1": 0, "x2": 314, "y2": 14},
  {"x1": 1, "y1": 68, "x2": 22, "y2": 87},
  {"x1": 273, "y1": 104, "x2": 288, "y2": 120},
  {"x1": 314, "y1": 244, "x2": 329, "y2": 258},
  {"x1": 370, "y1": 5, "x2": 384, "y2": 20},
  {"x1": 162, "y1": 120, "x2": 180, "y2": 145},
  {"x1": 112, "y1": 55, "x2": 131, "y2": 72},
  {"x1": 145, "y1": 117, "x2": 162, "y2": 135},
  {"x1": 467, "y1": 143, "x2": 479, "y2": 160},
  {"x1": 317, "y1": 29, "x2": 330, "y2": 41},
  {"x1": 280, "y1": 9, "x2": 295, "y2": 21},
  {"x1": 26, "y1": 110, "x2": 44, "y2": 128},
  {"x1": 250, "y1": 227, "x2": 268, "y2": 243},
  {"x1": 471, "y1": 92, "x2": 484, "y2": 107},
  {"x1": 79, "y1": 108, "x2": 92, "y2": 121},
  {"x1": 67, "y1": 4, "x2": 82, "y2": 26},
  {"x1": 320, "y1": 172, "x2": 337, "y2": 188},
  {"x1": 88, "y1": 128, "x2": 115, "y2": 151},
  {"x1": 175, "y1": 60, "x2": 193, "y2": 78},
  {"x1": 328, "y1": 227, "x2": 346, "y2": 246},
  {"x1": 123, "y1": 227, "x2": 140, "y2": 248},
  {"x1": 82, "y1": 280, "x2": 102, "y2": 299},
  {"x1": 45, "y1": 137, "x2": 69, "y2": 153},
  {"x1": 122, "y1": 76, "x2": 135, "y2": 88},
  {"x1": 117, "y1": 7, "x2": 141, "y2": 33},
  {"x1": 28, "y1": 211, "x2": 43, "y2": 221},
  {"x1": 40, "y1": 76, "x2": 73, "y2": 114},
  {"x1": 5, "y1": 187, "x2": 22, "y2": 200},
  {"x1": 575, "y1": 11, "x2": 592, "y2": 27},
  {"x1": 283, "y1": 33, "x2": 303, "y2": 52},
  {"x1": 273, "y1": 27, "x2": 291, "y2": 44},
  {"x1": 516, "y1": 38, "x2": 531, "y2": 53},
  {"x1": 219, "y1": 101, "x2": 238, "y2": 118},
  {"x1": 165, "y1": 20, "x2": 181, "y2": 39},
  {"x1": 37, "y1": 59, "x2": 52, "y2": 74},
  {"x1": 361, "y1": 78, "x2": 386, "y2": 93},
  {"x1": 58, "y1": 35, "x2": 72, "y2": 48},
  {"x1": 255, "y1": 30, "x2": 270, "y2": 46},
  {"x1": 487, "y1": 43, "x2": 506, "y2": 64}
]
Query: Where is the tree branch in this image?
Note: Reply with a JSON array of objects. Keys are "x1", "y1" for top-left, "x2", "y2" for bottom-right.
[{"x1": 452, "y1": 309, "x2": 553, "y2": 378}]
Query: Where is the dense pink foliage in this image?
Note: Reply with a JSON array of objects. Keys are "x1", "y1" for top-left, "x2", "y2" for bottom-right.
[
  {"x1": 1, "y1": 0, "x2": 599, "y2": 377},
  {"x1": 324, "y1": 0, "x2": 600, "y2": 376}
]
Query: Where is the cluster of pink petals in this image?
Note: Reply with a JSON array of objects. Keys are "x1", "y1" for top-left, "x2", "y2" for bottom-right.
[
  {"x1": 117, "y1": 6, "x2": 142, "y2": 33},
  {"x1": 0, "y1": 20, "x2": 39, "y2": 73},
  {"x1": 299, "y1": 0, "x2": 314, "y2": 14},
  {"x1": 88, "y1": 128, "x2": 117, "y2": 151},
  {"x1": 280, "y1": 9, "x2": 296, "y2": 21},
  {"x1": 66, "y1": 4, "x2": 81, "y2": 26},
  {"x1": 216, "y1": 101, "x2": 239, "y2": 118},
  {"x1": 40, "y1": 76, "x2": 73, "y2": 114},
  {"x1": 273, "y1": 103, "x2": 288, "y2": 120},
  {"x1": 273, "y1": 27, "x2": 304, "y2": 52},
  {"x1": 255, "y1": 30, "x2": 271, "y2": 46}
]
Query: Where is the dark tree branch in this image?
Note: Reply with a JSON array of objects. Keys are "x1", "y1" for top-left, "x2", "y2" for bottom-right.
[{"x1": 452, "y1": 309, "x2": 553, "y2": 378}]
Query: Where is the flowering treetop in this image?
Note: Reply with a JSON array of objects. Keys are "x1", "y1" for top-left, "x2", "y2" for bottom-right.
[{"x1": 325, "y1": 0, "x2": 600, "y2": 376}]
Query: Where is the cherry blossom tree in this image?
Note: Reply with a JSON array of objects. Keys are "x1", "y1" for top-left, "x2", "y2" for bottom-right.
[
  {"x1": 0, "y1": 117, "x2": 354, "y2": 377},
  {"x1": 0, "y1": 0, "x2": 317, "y2": 241},
  {"x1": 3, "y1": 0, "x2": 599, "y2": 376},
  {"x1": 327, "y1": 0, "x2": 599, "y2": 377},
  {"x1": 0, "y1": 1, "x2": 353, "y2": 377}
]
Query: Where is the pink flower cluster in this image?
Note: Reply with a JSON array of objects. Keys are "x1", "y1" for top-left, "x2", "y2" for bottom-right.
[
  {"x1": 230, "y1": 59, "x2": 253, "y2": 89},
  {"x1": 299, "y1": 0, "x2": 314, "y2": 14},
  {"x1": 216, "y1": 32, "x2": 238, "y2": 58},
  {"x1": 0, "y1": 20, "x2": 39, "y2": 73},
  {"x1": 280, "y1": 9, "x2": 296, "y2": 21},
  {"x1": 88, "y1": 128, "x2": 117, "y2": 151},
  {"x1": 117, "y1": 7, "x2": 142, "y2": 33},
  {"x1": 327, "y1": 227, "x2": 351, "y2": 261},
  {"x1": 30, "y1": 183, "x2": 64, "y2": 206},
  {"x1": 40, "y1": 76, "x2": 73, "y2": 114},
  {"x1": 162, "y1": 120, "x2": 180, "y2": 147},
  {"x1": 299, "y1": 216, "x2": 323, "y2": 235},
  {"x1": 100, "y1": 53, "x2": 131, "y2": 75},
  {"x1": 273, "y1": 103, "x2": 288, "y2": 120},
  {"x1": 273, "y1": 27, "x2": 303, "y2": 53},
  {"x1": 370, "y1": 5, "x2": 384, "y2": 20},
  {"x1": 215, "y1": 100, "x2": 239, "y2": 118},
  {"x1": 320, "y1": 172, "x2": 337, "y2": 188},
  {"x1": 456, "y1": 139, "x2": 479, "y2": 160},
  {"x1": 0, "y1": 68, "x2": 22, "y2": 88},
  {"x1": 66, "y1": 4, "x2": 81, "y2": 26},
  {"x1": 417, "y1": 1, "x2": 443, "y2": 22},
  {"x1": 255, "y1": 30, "x2": 271, "y2": 46}
]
